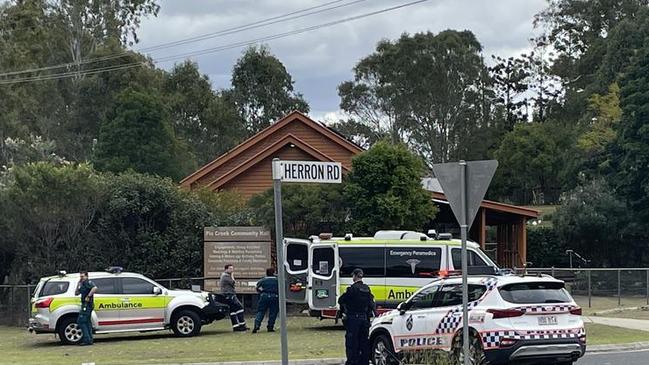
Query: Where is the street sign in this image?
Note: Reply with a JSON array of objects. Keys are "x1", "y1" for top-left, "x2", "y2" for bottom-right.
[
  {"x1": 271, "y1": 159, "x2": 343, "y2": 365},
  {"x1": 272, "y1": 160, "x2": 342, "y2": 183},
  {"x1": 432, "y1": 160, "x2": 498, "y2": 228},
  {"x1": 432, "y1": 159, "x2": 498, "y2": 365}
]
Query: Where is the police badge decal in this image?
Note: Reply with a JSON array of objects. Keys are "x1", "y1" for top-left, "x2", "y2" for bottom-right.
[{"x1": 406, "y1": 315, "x2": 413, "y2": 331}]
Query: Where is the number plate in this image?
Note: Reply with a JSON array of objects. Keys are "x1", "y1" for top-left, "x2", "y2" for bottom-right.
[{"x1": 537, "y1": 315, "x2": 558, "y2": 325}]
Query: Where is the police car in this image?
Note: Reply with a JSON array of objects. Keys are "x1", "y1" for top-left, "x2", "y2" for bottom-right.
[
  {"x1": 28, "y1": 268, "x2": 229, "y2": 344},
  {"x1": 369, "y1": 274, "x2": 586, "y2": 365}
]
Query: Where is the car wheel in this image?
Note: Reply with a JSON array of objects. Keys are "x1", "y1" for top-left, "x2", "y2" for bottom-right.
[
  {"x1": 171, "y1": 309, "x2": 202, "y2": 337},
  {"x1": 452, "y1": 331, "x2": 487, "y2": 365},
  {"x1": 372, "y1": 334, "x2": 400, "y2": 365},
  {"x1": 57, "y1": 316, "x2": 83, "y2": 345}
]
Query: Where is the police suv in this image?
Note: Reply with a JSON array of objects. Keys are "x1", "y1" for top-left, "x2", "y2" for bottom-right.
[
  {"x1": 28, "y1": 268, "x2": 229, "y2": 344},
  {"x1": 369, "y1": 274, "x2": 586, "y2": 365}
]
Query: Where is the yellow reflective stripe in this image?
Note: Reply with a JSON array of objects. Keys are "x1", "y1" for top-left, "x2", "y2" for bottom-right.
[
  {"x1": 339, "y1": 285, "x2": 420, "y2": 302},
  {"x1": 95, "y1": 296, "x2": 171, "y2": 310},
  {"x1": 49, "y1": 296, "x2": 172, "y2": 312},
  {"x1": 49, "y1": 297, "x2": 80, "y2": 311}
]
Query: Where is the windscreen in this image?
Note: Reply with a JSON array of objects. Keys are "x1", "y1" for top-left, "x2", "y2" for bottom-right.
[{"x1": 499, "y1": 281, "x2": 571, "y2": 304}]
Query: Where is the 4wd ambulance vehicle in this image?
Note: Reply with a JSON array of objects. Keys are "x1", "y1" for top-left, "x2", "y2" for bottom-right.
[
  {"x1": 283, "y1": 230, "x2": 499, "y2": 318},
  {"x1": 369, "y1": 275, "x2": 586, "y2": 365},
  {"x1": 28, "y1": 268, "x2": 229, "y2": 344}
]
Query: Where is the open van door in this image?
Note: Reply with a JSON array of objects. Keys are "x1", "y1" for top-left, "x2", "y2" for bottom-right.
[
  {"x1": 284, "y1": 238, "x2": 310, "y2": 303},
  {"x1": 308, "y1": 241, "x2": 339, "y2": 310}
]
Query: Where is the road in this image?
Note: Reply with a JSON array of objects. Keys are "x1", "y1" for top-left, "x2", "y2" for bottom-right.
[{"x1": 575, "y1": 349, "x2": 649, "y2": 365}]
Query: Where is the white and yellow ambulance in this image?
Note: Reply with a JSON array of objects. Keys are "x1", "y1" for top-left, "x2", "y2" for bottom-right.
[{"x1": 283, "y1": 230, "x2": 499, "y2": 318}]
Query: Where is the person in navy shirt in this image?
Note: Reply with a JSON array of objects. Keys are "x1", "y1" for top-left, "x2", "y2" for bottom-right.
[
  {"x1": 75, "y1": 271, "x2": 97, "y2": 345},
  {"x1": 252, "y1": 268, "x2": 279, "y2": 333}
]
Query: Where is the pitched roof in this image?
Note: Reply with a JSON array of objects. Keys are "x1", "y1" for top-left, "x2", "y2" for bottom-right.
[{"x1": 180, "y1": 111, "x2": 364, "y2": 188}]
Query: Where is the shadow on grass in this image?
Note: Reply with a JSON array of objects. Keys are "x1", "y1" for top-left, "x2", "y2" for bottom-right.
[
  {"x1": 307, "y1": 325, "x2": 345, "y2": 331},
  {"x1": 23, "y1": 329, "x2": 231, "y2": 348}
]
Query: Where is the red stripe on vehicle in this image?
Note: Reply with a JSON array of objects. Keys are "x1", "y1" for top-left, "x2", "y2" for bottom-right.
[{"x1": 98, "y1": 318, "x2": 164, "y2": 326}]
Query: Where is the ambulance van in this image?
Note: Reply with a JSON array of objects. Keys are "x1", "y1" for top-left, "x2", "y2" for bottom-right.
[{"x1": 283, "y1": 230, "x2": 499, "y2": 318}]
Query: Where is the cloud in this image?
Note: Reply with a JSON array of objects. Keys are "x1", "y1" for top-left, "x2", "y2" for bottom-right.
[{"x1": 136, "y1": 0, "x2": 547, "y2": 115}]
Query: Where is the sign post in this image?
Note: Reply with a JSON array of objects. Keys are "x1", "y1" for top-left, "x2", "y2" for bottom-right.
[
  {"x1": 272, "y1": 158, "x2": 342, "y2": 365},
  {"x1": 432, "y1": 160, "x2": 497, "y2": 365}
]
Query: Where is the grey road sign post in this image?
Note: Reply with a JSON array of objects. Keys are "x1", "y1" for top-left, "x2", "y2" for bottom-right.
[
  {"x1": 432, "y1": 160, "x2": 498, "y2": 365},
  {"x1": 271, "y1": 158, "x2": 342, "y2": 365}
]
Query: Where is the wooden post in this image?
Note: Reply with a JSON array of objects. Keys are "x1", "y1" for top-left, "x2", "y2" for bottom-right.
[{"x1": 518, "y1": 217, "x2": 527, "y2": 266}]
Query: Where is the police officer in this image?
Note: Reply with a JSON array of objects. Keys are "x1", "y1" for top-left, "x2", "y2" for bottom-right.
[
  {"x1": 252, "y1": 268, "x2": 279, "y2": 333},
  {"x1": 220, "y1": 264, "x2": 248, "y2": 332},
  {"x1": 75, "y1": 271, "x2": 97, "y2": 346},
  {"x1": 338, "y1": 268, "x2": 376, "y2": 365}
]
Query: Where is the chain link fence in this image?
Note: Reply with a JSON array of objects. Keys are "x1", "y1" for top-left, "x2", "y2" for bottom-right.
[{"x1": 3, "y1": 269, "x2": 649, "y2": 327}]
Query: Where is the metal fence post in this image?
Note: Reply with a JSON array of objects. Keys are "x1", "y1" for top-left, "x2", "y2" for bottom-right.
[
  {"x1": 551, "y1": 266, "x2": 555, "y2": 277},
  {"x1": 588, "y1": 270, "x2": 592, "y2": 308},
  {"x1": 618, "y1": 270, "x2": 621, "y2": 307},
  {"x1": 646, "y1": 269, "x2": 649, "y2": 306}
]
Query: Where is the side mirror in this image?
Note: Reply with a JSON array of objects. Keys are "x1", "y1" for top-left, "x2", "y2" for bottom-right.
[
  {"x1": 153, "y1": 286, "x2": 162, "y2": 295},
  {"x1": 397, "y1": 302, "x2": 408, "y2": 315}
]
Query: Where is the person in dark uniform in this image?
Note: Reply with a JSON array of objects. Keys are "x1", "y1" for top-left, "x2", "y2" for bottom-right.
[
  {"x1": 220, "y1": 264, "x2": 248, "y2": 332},
  {"x1": 75, "y1": 271, "x2": 97, "y2": 346},
  {"x1": 338, "y1": 268, "x2": 376, "y2": 365},
  {"x1": 252, "y1": 268, "x2": 279, "y2": 333}
]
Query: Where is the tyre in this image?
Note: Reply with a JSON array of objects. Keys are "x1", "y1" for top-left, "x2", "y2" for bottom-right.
[
  {"x1": 371, "y1": 334, "x2": 400, "y2": 365},
  {"x1": 451, "y1": 331, "x2": 487, "y2": 365},
  {"x1": 171, "y1": 309, "x2": 202, "y2": 337},
  {"x1": 57, "y1": 316, "x2": 83, "y2": 345}
]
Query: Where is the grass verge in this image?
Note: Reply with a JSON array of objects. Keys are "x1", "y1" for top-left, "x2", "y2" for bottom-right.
[{"x1": 1, "y1": 319, "x2": 646, "y2": 364}]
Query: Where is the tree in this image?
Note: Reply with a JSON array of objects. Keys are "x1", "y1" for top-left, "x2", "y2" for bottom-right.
[
  {"x1": 609, "y1": 46, "x2": 649, "y2": 225},
  {"x1": 229, "y1": 45, "x2": 309, "y2": 134},
  {"x1": 0, "y1": 0, "x2": 161, "y2": 162},
  {"x1": 344, "y1": 141, "x2": 437, "y2": 235},
  {"x1": 0, "y1": 162, "x2": 103, "y2": 282},
  {"x1": 492, "y1": 122, "x2": 573, "y2": 204},
  {"x1": 163, "y1": 61, "x2": 245, "y2": 165},
  {"x1": 249, "y1": 184, "x2": 346, "y2": 237},
  {"x1": 553, "y1": 179, "x2": 636, "y2": 267},
  {"x1": 337, "y1": 31, "x2": 496, "y2": 164},
  {"x1": 576, "y1": 83, "x2": 621, "y2": 175},
  {"x1": 92, "y1": 172, "x2": 213, "y2": 278},
  {"x1": 93, "y1": 88, "x2": 192, "y2": 180},
  {"x1": 489, "y1": 55, "x2": 530, "y2": 130}
]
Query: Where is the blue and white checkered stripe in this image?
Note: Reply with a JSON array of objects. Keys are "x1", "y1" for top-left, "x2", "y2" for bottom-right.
[
  {"x1": 481, "y1": 328, "x2": 585, "y2": 349},
  {"x1": 435, "y1": 278, "x2": 499, "y2": 335},
  {"x1": 513, "y1": 304, "x2": 579, "y2": 314}
]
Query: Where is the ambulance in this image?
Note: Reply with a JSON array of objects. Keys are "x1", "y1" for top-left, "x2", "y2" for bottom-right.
[
  {"x1": 28, "y1": 268, "x2": 230, "y2": 344},
  {"x1": 283, "y1": 230, "x2": 499, "y2": 318}
]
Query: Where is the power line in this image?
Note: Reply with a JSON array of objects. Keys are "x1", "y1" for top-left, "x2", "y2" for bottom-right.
[
  {"x1": 0, "y1": 0, "x2": 366, "y2": 78},
  {"x1": 0, "y1": 0, "x2": 429, "y2": 85}
]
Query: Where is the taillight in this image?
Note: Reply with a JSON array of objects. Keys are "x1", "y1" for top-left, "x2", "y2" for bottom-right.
[
  {"x1": 487, "y1": 308, "x2": 525, "y2": 319},
  {"x1": 570, "y1": 307, "x2": 582, "y2": 315},
  {"x1": 35, "y1": 297, "x2": 54, "y2": 309},
  {"x1": 289, "y1": 283, "x2": 304, "y2": 292}
]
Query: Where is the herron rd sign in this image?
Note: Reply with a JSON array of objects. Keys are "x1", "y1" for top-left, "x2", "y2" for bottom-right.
[{"x1": 272, "y1": 160, "x2": 342, "y2": 183}]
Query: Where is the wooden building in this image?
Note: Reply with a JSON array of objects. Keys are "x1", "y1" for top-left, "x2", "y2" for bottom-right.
[{"x1": 181, "y1": 111, "x2": 538, "y2": 268}]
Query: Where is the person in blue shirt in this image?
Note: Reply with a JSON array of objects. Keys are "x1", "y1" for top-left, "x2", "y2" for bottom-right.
[
  {"x1": 252, "y1": 268, "x2": 279, "y2": 333},
  {"x1": 75, "y1": 271, "x2": 97, "y2": 346}
]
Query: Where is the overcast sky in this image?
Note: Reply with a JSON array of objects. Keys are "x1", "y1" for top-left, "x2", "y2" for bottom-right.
[{"x1": 135, "y1": 0, "x2": 547, "y2": 122}]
